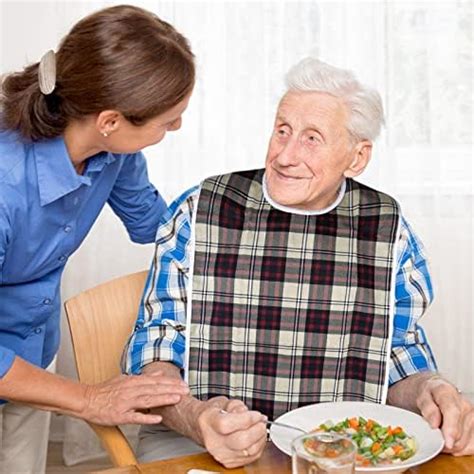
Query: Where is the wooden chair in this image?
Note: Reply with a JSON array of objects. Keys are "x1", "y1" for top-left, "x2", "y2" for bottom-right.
[{"x1": 64, "y1": 270, "x2": 148, "y2": 467}]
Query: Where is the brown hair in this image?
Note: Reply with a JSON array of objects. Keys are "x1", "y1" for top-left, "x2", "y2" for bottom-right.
[{"x1": 0, "y1": 5, "x2": 195, "y2": 141}]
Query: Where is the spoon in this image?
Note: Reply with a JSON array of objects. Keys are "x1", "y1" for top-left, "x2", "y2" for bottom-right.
[
  {"x1": 266, "y1": 419, "x2": 307, "y2": 434},
  {"x1": 219, "y1": 409, "x2": 307, "y2": 434}
]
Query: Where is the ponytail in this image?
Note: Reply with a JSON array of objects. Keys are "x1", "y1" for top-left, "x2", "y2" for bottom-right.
[
  {"x1": 1, "y1": 62, "x2": 66, "y2": 141},
  {"x1": 0, "y1": 5, "x2": 194, "y2": 143}
]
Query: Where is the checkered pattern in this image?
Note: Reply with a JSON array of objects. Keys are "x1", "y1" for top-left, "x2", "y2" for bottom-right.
[
  {"x1": 187, "y1": 170, "x2": 400, "y2": 419},
  {"x1": 122, "y1": 174, "x2": 438, "y2": 412}
]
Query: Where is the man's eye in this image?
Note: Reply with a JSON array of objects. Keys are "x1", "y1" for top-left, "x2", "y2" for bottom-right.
[{"x1": 307, "y1": 134, "x2": 321, "y2": 144}]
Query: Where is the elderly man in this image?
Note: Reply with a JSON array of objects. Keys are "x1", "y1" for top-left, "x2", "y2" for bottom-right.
[{"x1": 122, "y1": 58, "x2": 473, "y2": 468}]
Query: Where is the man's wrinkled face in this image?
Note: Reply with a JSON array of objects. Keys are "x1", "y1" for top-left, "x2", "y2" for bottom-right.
[{"x1": 265, "y1": 91, "x2": 366, "y2": 211}]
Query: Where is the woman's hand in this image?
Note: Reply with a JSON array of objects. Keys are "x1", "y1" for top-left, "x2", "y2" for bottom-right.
[{"x1": 81, "y1": 371, "x2": 189, "y2": 426}]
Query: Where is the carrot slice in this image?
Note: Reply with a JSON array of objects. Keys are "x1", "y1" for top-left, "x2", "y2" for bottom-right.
[
  {"x1": 348, "y1": 417, "x2": 359, "y2": 429},
  {"x1": 393, "y1": 445, "x2": 403, "y2": 455},
  {"x1": 371, "y1": 442, "x2": 381, "y2": 453}
]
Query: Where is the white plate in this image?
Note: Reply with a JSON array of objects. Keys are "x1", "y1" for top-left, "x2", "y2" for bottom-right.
[{"x1": 270, "y1": 401, "x2": 444, "y2": 474}]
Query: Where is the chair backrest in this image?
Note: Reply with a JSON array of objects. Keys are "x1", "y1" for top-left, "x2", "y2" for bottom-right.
[{"x1": 64, "y1": 270, "x2": 148, "y2": 467}]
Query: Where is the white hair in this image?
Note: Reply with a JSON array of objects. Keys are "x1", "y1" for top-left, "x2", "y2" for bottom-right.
[{"x1": 285, "y1": 57, "x2": 384, "y2": 142}]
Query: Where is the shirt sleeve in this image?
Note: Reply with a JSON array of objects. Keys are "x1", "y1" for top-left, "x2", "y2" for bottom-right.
[
  {"x1": 108, "y1": 152, "x2": 167, "y2": 244},
  {"x1": 388, "y1": 216, "x2": 438, "y2": 386},
  {"x1": 0, "y1": 202, "x2": 17, "y2": 377},
  {"x1": 121, "y1": 185, "x2": 199, "y2": 375}
]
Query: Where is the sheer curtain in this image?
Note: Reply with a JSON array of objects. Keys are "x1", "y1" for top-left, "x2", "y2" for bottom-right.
[
  {"x1": 318, "y1": 0, "x2": 473, "y2": 396},
  {"x1": 0, "y1": 0, "x2": 472, "y2": 465}
]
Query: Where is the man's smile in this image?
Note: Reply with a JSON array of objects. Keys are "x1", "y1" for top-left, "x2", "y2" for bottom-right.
[{"x1": 273, "y1": 168, "x2": 311, "y2": 181}]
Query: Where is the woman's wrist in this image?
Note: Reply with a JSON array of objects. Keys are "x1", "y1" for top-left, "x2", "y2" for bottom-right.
[
  {"x1": 0, "y1": 356, "x2": 90, "y2": 418},
  {"x1": 64, "y1": 380, "x2": 92, "y2": 420}
]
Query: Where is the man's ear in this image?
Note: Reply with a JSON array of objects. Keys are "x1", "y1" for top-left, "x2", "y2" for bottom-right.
[
  {"x1": 343, "y1": 140, "x2": 372, "y2": 178},
  {"x1": 95, "y1": 110, "x2": 123, "y2": 136}
]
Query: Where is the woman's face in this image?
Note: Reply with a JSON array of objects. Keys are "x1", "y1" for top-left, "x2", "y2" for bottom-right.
[{"x1": 102, "y1": 92, "x2": 192, "y2": 153}]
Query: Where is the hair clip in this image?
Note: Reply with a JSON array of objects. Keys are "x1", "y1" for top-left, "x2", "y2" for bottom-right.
[{"x1": 38, "y1": 50, "x2": 57, "y2": 95}]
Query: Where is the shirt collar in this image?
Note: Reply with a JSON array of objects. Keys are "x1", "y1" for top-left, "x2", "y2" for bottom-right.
[
  {"x1": 86, "y1": 152, "x2": 116, "y2": 173},
  {"x1": 34, "y1": 136, "x2": 116, "y2": 206},
  {"x1": 262, "y1": 173, "x2": 346, "y2": 215}
]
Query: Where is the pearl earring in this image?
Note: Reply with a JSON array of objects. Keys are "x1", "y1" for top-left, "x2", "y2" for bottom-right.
[{"x1": 102, "y1": 131, "x2": 109, "y2": 137}]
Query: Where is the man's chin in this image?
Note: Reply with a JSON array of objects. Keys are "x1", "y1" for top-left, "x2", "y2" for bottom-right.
[{"x1": 267, "y1": 190, "x2": 303, "y2": 208}]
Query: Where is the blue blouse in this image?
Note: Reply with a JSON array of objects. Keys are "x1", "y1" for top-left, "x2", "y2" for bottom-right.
[{"x1": 0, "y1": 129, "x2": 166, "y2": 378}]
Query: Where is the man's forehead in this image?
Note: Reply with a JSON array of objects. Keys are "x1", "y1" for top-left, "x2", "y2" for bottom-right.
[
  {"x1": 278, "y1": 90, "x2": 342, "y2": 108},
  {"x1": 276, "y1": 90, "x2": 348, "y2": 124}
]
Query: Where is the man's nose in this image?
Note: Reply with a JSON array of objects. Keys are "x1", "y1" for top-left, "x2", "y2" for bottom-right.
[{"x1": 275, "y1": 138, "x2": 300, "y2": 166}]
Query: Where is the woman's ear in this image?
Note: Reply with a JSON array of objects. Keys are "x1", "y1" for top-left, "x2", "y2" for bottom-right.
[
  {"x1": 343, "y1": 140, "x2": 372, "y2": 178},
  {"x1": 95, "y1": 110, "x2": 123, "y2": 136}
]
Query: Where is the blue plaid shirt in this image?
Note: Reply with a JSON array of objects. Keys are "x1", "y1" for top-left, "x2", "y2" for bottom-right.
[{"x1": 122, "y1": 186, "x2": 438, "y2": 386}]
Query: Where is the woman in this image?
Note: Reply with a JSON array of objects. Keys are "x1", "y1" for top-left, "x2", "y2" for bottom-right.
[{"x1": 0, "y1": 5, "x2": 194, "y2": 473}]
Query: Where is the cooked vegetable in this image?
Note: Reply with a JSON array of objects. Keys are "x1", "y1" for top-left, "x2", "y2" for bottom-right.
[{"x1": 308, "y1": 416, "x2": 417, "y2": 466}]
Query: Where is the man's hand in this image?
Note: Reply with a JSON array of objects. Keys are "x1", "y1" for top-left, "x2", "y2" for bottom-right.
[
  {"x1": 141, "y1": 362, "x2": 268, "y2": 467},
  {"x1": 388, "y1": 372, "x2": 473, "y2": 456},
  {"x1": 197, "y1": 398, "x2": 268, "y2": 468},
  {"x1": 416, "y1": 377, "x2": 474, "y2": 456},
  {"x1": 81, "y1": 371, "x2": 190, "y2": 426}
]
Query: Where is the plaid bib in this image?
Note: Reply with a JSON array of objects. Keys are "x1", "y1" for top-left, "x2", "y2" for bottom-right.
[{"x1": 188, "y1": 169, "x2": 400, "y2": 419}]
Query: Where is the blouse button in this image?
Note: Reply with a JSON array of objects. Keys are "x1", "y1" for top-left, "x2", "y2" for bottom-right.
[{"x1": 43, "y1": 298, "x2": 52, "y2": 305}]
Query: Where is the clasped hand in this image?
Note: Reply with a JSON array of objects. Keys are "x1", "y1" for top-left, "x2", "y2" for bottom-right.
[{"x1": 197, "y1": 398, "x2": 268, "y2": 468}]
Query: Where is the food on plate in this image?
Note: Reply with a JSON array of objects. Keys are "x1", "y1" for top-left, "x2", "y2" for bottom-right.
[{"x1": 306, "y1": 416, "x2": 416, "y2": 466}]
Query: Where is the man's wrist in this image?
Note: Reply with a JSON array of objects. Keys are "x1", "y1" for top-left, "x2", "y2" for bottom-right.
[
  {"x1": 388, "y1": 371, "x2": 439, "y2": 412},
  {"x1": 422, "y1": 372, "x2": 461, "y2": 394},
  {"x1": 176, "y1": 395, "x2": 212, "y2": 446}
]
